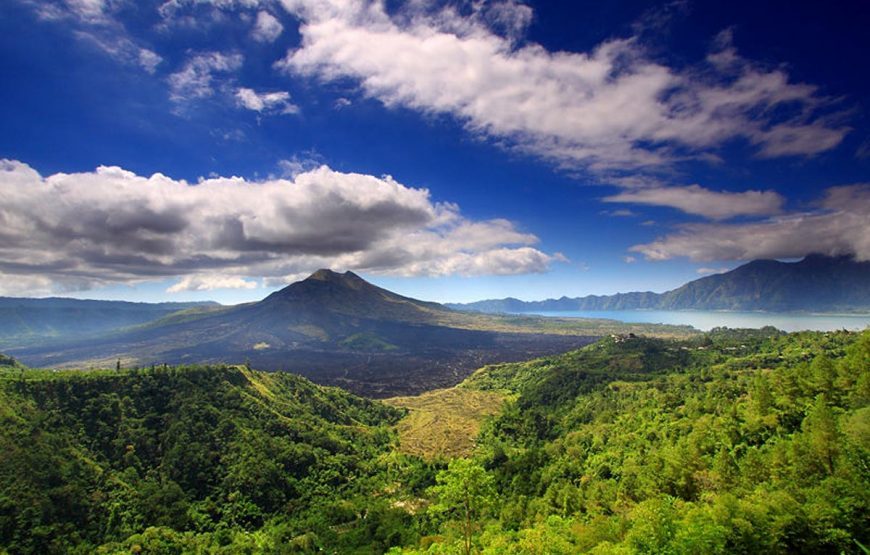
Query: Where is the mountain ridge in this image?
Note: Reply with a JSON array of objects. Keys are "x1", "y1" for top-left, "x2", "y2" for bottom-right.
[{"x1": 449, "y1": 254, "x2": 870, "y2": 314}]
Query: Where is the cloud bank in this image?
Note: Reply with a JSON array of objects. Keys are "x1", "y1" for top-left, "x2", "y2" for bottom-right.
[
  {"x1": 0, "y1": 159, "x2": 561, "y2": 294},
  {"x1": 630, "y1": 184, "x2": 870, "y2": 261},
  {"x1": 277, "y1": 0, "x2": 847, "y2": 172}
]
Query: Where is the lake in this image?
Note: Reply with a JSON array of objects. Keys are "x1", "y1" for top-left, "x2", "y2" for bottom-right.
[{"x1": 522, "y1": 310, "x2": 870, "y2": 333}]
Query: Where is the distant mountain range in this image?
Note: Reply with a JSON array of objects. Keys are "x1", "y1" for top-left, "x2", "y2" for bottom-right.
[
  {"x1": 15, "y1": 269, "x2": 661, "y2": 396},
  {"x1": 448, "y1": 255, "x2": 870, "y2": 314},
  {"x1": 0, "y1": 296, "x2": 219, "y2": 348}
]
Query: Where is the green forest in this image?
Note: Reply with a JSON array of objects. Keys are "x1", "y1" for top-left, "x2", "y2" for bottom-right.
[{"x1": 1, "y1": 328, "x2": 868, "y2": 554}]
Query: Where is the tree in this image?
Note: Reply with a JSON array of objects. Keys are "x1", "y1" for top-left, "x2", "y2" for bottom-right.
[{"x1": 429, "y1": 458, "x2": 496, "y2": 555}]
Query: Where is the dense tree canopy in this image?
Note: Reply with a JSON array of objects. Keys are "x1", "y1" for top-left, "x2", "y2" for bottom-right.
[{"x1": 1, "y1": 328, "x2": 867, "y2": 554}]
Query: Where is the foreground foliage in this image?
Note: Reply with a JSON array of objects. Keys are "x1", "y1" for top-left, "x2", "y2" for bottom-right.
[
  {"x1": 1, "y1": 328, "x2": 867, "y2": 554},
  {"x1": 0, "y1": 364, "x2": 416, "y2": 554},
  {"x1": 400, "y1": 328, "x2": 870, "y2": 553}
]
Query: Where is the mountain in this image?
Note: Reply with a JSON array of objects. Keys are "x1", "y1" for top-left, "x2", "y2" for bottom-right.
[
  {"x1": 450, "y1": 254, "x2": 870, "y2": 314},
  {"x1": 14, "y1": 269, "x2": 682, "y2": 396},
  {"x1": 0, "y1": 296, "x2": 220, "y2": 349}
]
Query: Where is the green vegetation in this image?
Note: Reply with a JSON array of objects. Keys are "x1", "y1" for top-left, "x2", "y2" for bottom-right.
[
  {"x1": 1, "y1": 327, "x2": 867, "y2": 554},
  {"x1": 0, "y1": 363, "x2": 415, "y2": 554},
  {"x1": 0, "y1": 353, "x2": 22, "y2": 368},
  {"x1": 440, "y1": 313, "x2": 696, "y2": 339},
  {"x1": 340, "y1": 333, "x2": 400, "y2": 352},
  {"x1": 394, "y1": 328, "x2": 870, "y2": 553}
]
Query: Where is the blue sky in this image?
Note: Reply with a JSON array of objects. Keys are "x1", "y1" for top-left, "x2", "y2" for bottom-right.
[{"x1": 1, "y1": 0, "x2": 868, "y2": 304}]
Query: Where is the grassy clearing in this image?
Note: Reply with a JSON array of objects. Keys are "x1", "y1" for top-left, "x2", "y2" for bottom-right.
[{"x1": 385, "y1": 387, "x2": 507, "y2": 460}]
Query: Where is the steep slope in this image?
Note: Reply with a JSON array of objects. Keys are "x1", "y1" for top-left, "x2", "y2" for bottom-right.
[
  {"x1": 450, "y1": 254, "x2": 870, "y2": 313},
  {"x1": 0, "y1": 363, "x2": 405, "y2": 554},
  {"x1": 259, "y1": 269, "x2": 447, "y2": 321},
  {"x1": 659, "y1": 254, "x2": 870, "y2": 310}
]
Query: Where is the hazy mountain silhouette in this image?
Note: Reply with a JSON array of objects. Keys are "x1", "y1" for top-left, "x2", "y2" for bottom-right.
[
  {"x1": 450, "y1": 255, "x2": 870, "y2": 314},
  {"x1": 0, "y1": 297, "x2": 219, "y2": 348}
]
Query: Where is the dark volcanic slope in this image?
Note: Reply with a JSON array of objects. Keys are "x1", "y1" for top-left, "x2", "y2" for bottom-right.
[
  {"x1": 450, "y1": 254, "x2": 870, "y2": 314},
  {"x1": 10, "y1": 270, "x2": 596, "y2": 397}
]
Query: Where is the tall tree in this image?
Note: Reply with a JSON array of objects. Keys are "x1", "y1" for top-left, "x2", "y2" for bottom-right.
[{"x1": 429, "y1": 458, "x2": 496, "y2": 555}]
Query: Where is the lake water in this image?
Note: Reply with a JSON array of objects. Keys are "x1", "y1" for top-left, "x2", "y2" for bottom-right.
[{"x1": 522, "y1": 310, "x2": 870, "y2": 333}]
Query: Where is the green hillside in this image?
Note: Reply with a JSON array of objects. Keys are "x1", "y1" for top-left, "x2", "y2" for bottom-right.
[
  {"x1": 0, "y1": 363, "x2": 414, "y2": 554},
  {"x1": 1, "y1": 328, "x2": 867, "y2": 554},
  {"x1": 393, "y1": 328, "x2": 870, "y2": 554}
]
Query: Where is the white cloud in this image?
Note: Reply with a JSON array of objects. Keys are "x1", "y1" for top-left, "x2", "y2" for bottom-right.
[
  {"x1": 252, "y1": 10, "x2": 284, "y2": 42},
  {"x1": 275, "y1": 154, "x2": 323, "y2": 178},
  {"x1": 167, "y1": 274, "x2": 258, "y2": 293},
  {"x1": 630, "y1": 184, "x2": 870, "y2": 261},
  {"x1": 158, "y1": 0, "x2": 263, "y2": 19},
  {"x1": 59, "y1": 0, "x2": 107, "y2": 23},
  {"x1": 599, "y1": 209, "x2": 636, "y2": 217},
  {"x1": 0, "y1": 274, "x2": 59, "y2": 297},
  {"x1": 604, "y1": 184, "x2": 784, "y2": 220},
  {"x1": 277, "y1": 0, "x2": 846, "y2": 172},
  {"x1": 696, "y1": 267, "x2": 729, "y2": 275},
  {"x1": 31, "y1": 0, "x2": 164, "y2": 73},
  {"x1": 168, "y1": 52, "x2": 244, "y2": 101},
  {"x1": 235, "y1": 87, "x2": 299, "y2": 114},
  {"x1": 138, "y1": 48, "x2": 163, "y2": 73},
  {"x1": 0, "y1": 159, "x2": 561, "y2": 294}
]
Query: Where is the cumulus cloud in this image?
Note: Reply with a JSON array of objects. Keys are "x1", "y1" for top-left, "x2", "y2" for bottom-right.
[
  {"x1": 0, "y1": 274, "x2": 59, "y2": 297},
  {"x1": 277, "y1": 0, "x2": 847, "y2": 172},
  {"x1": 630, "y1": 184, "x2": 870, "y2": 261},
  {"x1": 168, "y1": 52, "x2": 243, "y2": 101},
  {"x1": 604, "y1": 184, "x2": 784, "y2": 220},
  {"x1": 235, "y1": 87, "x2": 299, "y2": 114},
  {"x1": 0, "y1": 159, "x2": 561, "y2": 294},
  {"x1": 696, "y1": 267, "x2": 729, "y2": 275},
  {"x1": 252, "y1": 10, "x2": 284, "y2": 42},
  {"x1": 167, "y1": 274, "x2": 258, "y2": 293}
]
